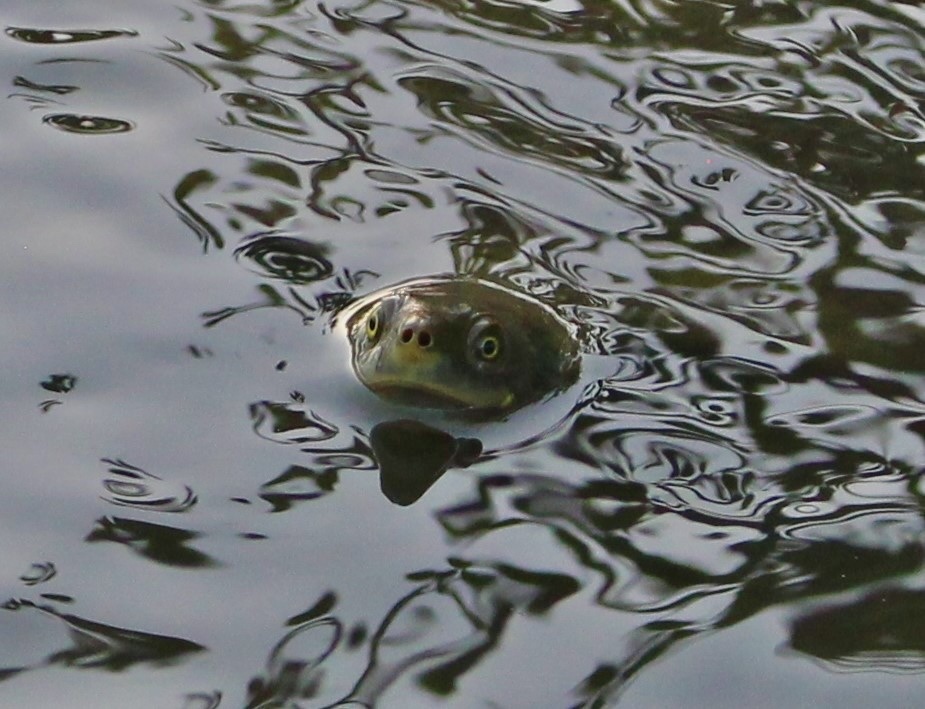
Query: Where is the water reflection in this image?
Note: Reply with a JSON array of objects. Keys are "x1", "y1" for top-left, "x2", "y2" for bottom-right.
[
  {"x1": 1, "y1": 598, "x2": 204, "y2": 672},
  {"x1": 233, "y1": 359, "x2": 925, "y2": 697},
  {"x1": 5, "y1": 28, "x2": 137, "y2": 44},
  {"x1": 100, "y1": 458, "x2": 198, "y2": 513},
  {"x1": 38, "y1": 373, "x2": 77, "y2": 413},
  {"x1": 244, "y1": 562, "x2": 581, "y2": 706},
  {"x1": 42, "y1": 114, "x2": 134, "y2": 134},
  {"x1": 235, "y1": 232, "x2": 333, "y2": 283},
  {"x1": 5, "y1": 0, "x2": 925, "y2": 704},
  {"x1": 252, "y1": 399, "x2": 378, "y2": 508},
  {"x1": 152, "y1": 0, "x2": 925, "y2": 694},
  {"x1": 371, "y1": 419, "x2": 482, "y2": 506},
  {"x1": 85, "y1": 517, "x2": 217, "y2": 569},
  {"x1": 790, "y1": 588, "x2": 925, "y2": 673},
  {"x1": 250, "y1": 404, "x2": 479, "y2": 507}
]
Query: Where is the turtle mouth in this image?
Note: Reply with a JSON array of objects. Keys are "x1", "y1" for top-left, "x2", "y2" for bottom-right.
[
  {"x1": 353, "y1": 343, "x2": 509, "y2": 411},
  {"x1": 364, "y1": 376, "x2": 510, "y2": 411},
  {"x1": 369, "y1": 382, "x2": 472, "y2": 409}
]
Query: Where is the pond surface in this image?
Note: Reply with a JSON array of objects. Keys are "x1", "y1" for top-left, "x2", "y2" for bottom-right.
[{"x1": 2, "y1": 0, "x2": 925, "y2": 706}]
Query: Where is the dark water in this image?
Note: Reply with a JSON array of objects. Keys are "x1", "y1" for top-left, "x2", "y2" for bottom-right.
[{"x1": 2, "y1": 0, "x2": 924, "y2": 706}]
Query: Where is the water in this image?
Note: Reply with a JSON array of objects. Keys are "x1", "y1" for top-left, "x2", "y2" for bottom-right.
[{"x1": 1, "y1": 0, "x2": 924, "y2": 706}]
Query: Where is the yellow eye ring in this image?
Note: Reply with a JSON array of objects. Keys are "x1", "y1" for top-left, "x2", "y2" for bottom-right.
[
  {"x1": 366, "y1": 311, "x2": 380, "y2": 340},
  {"x1": 478, "y1": 335, "x2": 500, "y2": 360},
  {"x1": 468, "y1": 317, "x2": 503, "y2": 363}
]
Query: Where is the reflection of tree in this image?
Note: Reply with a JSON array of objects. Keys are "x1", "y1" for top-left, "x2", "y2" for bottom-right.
[
  {"x1": 244, "y1": 593, "x2": 343, "y2": 707},
  {"x1": 400, "y1": 71, "x2": 626, "y2": 181},
  {"x1": 1, "y1": 598, "x2": 204, "y2": 673},
  {"x1": 259, "y1": 464, "x2": 340, "y2": 512},
  {"x1": 246, "y1": 445, "x2": 912, "y2": 702},
  {"x1": 251, "y1": 405, "x2": 484, "y2": 508},
  {"x1": 250, "y1": 400, "x2": 340, "y2": 445},
  {"x1": 238, "y1": 471, "x2": 708, "y2": 704},
  {"x1": 201, "y1": 267, "x2": 372, "y2": 328},
  {"x1": 431, "y1": 455, "x2": 925, "y2": 702},
  {"x1": 38, "y1": 372, "x2": 78, "y2": 412},
  {"x1": 165, "y1": 169, "x2": 224, "y2": 252},
  {"x1": 237, "y1": 290, "x2": 925, "y2": 697},
  {"x1": 812, "y1": 269, "x2": 925, "y2": 375},
  {"x1": 235, "y1": 233, "x2": 332, "y2": 284},
  {"x1": 250, "y1": 400, "x2": 376, "y2": 509},
  {"x1": 145, "y1": 0, "x2": 925, "y2": 702},
  {"x1": 790, "y1": 587, "x2": 925, "y2": 673},
  {"x1": 85, "y1": 517, "x2": 218, "y2": 568},
  {"x1": 244, "y1": 562, "x2": 580, "y2": 706},
  {"x1": 350, "y1": 564, "x2": 578, "y2": 699}
]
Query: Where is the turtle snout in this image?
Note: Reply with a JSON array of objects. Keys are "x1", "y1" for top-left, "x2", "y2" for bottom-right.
[{"x1": 397, "y1": 318, "x2": 434, "y2": 349}]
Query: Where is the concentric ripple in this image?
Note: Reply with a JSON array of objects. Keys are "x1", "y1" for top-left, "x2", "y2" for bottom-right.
[{"x1": 100, "y1": 458, "x2": 197, "y2": 513}]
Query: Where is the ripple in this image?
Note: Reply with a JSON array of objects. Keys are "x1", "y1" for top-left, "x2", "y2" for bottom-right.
[
  {"x1": 234, "y1": 233, "x2": 333, "y2": 284},
  {"x1": 20, "y1": 562, "x2": 56, "y2": 586},
  {"x1": 790, "y1": 588, "x2": 925, "y2": 674},
  {"x1": 181, "y1": 692, "x2": 222, "y2": 709},
  {"x1": 260, "y1": 464, "x2": 342, "y2": 511},
  {"x1": 13, "y1": 76, "x2": 78, "y2": 96},
  {"x1": 397, "y1": 69, "x2": 626, "y2": 178},
  {"x1": 700, "y1": 359, "x2": 785, "y2": 396},
  {"x1": 43, "y1": 113, "x2": 134, "y2": 135},
  {"x1": 782, "y1": 504, "x2": 923, "y2": 552},
  {"x1": 691, "y1": 396, "x2": 738, "y2": 427},
  {"x1": 880, "y1": 102, "x2": 925, "y2": 142},
  {"x1": 561, "y1": 411, "x2": 749, "y2": 485},
  {"x1": 66, "y1": 1, "x2": 925, "y2": 702},
  {"x1": 657, "y1": 272, "x2": 814, "y2": 342},
  {"x1": 6, "y1": 599, "x2": 204, "y2": 669},
  {"x1": 638, "y1": 60, "x2": 803, "y2": 116},
  {"x1": 635, "y1": 139, "x2": 828, "y2": 275},
  {"x1": 767, "y1": 404, "x2": 885, "y2": 433},
  {"x1": 249, "y1": 402, "x2": 339, "y2": 445},
  {"x1": 223, "y1": 91, "x2": 296, "y2": 119},
  {"x1": 779, "y1": 501, "x2": 834, "y2": 519},
  {"x1": 6, "y1": 27, "x2": 137, "y2": 44},
  {"x1": 744, "y1": 187, "x2": 817, "y2": 218},
  {"x1": 100, "y1": 458, "x2": 197, "y2": 513},
  {"x1": 221, "y1": 90, "x2": 307, "y2": 136},
  {"x1": 40, "y1": 373, "x2": 76, "y2": 394}
]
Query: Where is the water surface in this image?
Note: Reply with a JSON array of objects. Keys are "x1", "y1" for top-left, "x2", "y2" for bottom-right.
[{"x1": 1, "y1": 0, "x2": 924, "y2": 706}]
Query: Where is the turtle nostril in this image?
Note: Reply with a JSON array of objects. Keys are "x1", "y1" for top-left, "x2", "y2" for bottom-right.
[
  {"x1": 400, "y1": 327, "x2": 414, "y2": 344},
  {"x1": 417, "y1": 331, "x2": 432, "y2": 348}
]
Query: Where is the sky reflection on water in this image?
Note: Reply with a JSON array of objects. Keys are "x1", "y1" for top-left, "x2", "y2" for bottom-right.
[{"x1": 1, "y1": 0, "x2": 924, "y2": 706}]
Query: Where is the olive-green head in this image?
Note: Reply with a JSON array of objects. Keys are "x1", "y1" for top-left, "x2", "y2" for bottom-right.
[{"x1": 346, "y1": 278, "x2": 580, "y2": 415}]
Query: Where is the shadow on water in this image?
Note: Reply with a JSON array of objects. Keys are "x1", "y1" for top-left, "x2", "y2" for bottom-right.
[{"x1": 371, "y1": 420, "x2": 482, "y2": 507}]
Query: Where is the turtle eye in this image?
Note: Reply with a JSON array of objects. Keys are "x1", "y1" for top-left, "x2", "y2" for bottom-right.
[
  {"x1": 468, "y1": 318, "x2": 503, "y2": 363},
  {"x1": 478, "y1": 334, "x2": 500, "y2": 360},
  {"x1": 366, "y1": 310, "x2": 381, "y2": 341}
]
